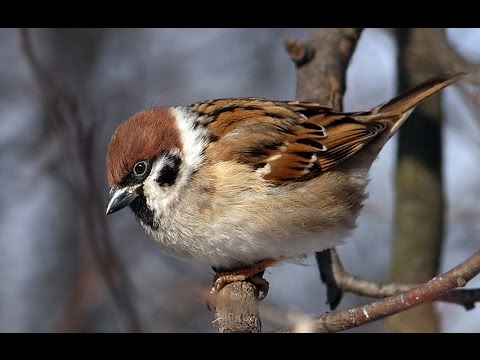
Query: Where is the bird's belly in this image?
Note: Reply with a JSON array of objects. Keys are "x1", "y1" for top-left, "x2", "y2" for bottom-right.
[
  {"x1": 142, "y1": 218, "x2": 352, "y2": 270},
  {"x1": 142, "y1": 168, "x2": 367, "y2": 270}
]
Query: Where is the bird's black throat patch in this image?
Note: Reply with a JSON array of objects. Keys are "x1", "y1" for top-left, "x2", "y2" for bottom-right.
[{"x1": 129, "y1": 191, "x2": 158, "y2": 230}]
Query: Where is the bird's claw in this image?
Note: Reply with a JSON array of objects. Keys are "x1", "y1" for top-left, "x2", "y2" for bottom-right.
[{"x1": 206, "y1": 259, "x2": 276, "y2": 310}]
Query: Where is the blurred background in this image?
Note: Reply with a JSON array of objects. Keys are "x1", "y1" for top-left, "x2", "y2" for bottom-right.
[{"x1": 0, "y1": 28, "x2": 479, "y2": 332}]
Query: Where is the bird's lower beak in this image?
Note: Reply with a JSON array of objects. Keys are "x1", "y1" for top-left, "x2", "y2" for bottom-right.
[{"x1": 106, "y1": 185, "x2": 140, "y2": 215}]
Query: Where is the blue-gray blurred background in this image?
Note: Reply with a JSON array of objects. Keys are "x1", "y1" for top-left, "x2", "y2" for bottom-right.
[{"x1": 1, "y1": 28, "x2": 479, "y2": 332}]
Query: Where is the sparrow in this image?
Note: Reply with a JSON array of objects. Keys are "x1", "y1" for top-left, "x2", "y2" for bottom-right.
[{"x1": 105, "y1": 72, "x2": 464, "y2": 302}]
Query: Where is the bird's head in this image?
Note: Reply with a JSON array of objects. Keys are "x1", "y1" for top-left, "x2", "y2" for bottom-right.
[{"x1": 105, "y1": 107, "x2": 208, "y2": 226}]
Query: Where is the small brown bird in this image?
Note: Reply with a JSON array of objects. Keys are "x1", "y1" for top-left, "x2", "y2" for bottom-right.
[{"x1": 106, "y1": 72, "x2": 464, "y2": 300}]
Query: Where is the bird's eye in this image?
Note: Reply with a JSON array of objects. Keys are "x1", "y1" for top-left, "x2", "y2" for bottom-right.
[{"x1": 133, "y1": 161, "x2": 148, "y2": 176}]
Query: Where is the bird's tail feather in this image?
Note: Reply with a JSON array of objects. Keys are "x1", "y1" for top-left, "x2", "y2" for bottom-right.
[{"x1": 377, "y1": 72, "x2": 466, "y2": 135}]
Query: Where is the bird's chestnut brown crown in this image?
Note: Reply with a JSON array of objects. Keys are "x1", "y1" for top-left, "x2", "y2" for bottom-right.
[{"x1": 106, "y1": 108, "x2": 183, "y2": 187}]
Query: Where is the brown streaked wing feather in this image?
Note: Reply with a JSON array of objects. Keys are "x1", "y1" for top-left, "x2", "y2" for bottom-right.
[
  {"x1": 194, "y1": 98, "x2": 389, "y2": 186},
  {"x1": 316, "y1": 118, "x2": 387, "y2": 171},
  {"x1": 194, "y1": 97, "x2": 300, "y2": 163}
]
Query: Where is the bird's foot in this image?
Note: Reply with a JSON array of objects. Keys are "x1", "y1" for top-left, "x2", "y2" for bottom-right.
[{"x1": 207, "y1": 259, "x2": 277, "y2": 310}]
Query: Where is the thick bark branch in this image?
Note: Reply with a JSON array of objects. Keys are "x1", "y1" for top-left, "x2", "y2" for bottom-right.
[
  {"x1": 211, "y1": 282, "x2": 262, "y2": 333},
  {"x1": 285, "y1": 28, "x2": 363, "y2": 107}
]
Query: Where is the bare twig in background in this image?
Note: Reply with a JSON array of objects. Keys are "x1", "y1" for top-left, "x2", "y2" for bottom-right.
[
  {"x1": 457, "y1": 82, "x2": 480, "y2": 148},
  {"x1": 400, "y1": 28, "x2": 480, "y2": 138},
  {"x1": 20, "y1": 28, "x2": 141, "y2": 332},
  {"x1": 403, "y1": 28, "x2": 480, "y2": 84},
  {"x1": 401, "y1": 29, "x2": 480, "y2": 147},
  {"x1": 458, "y1": 82, "x2": 480, "y2": 119},
  {"x1": 320, "y1": 249, "x2": 480, "y2": 310},
  {"x1": 274, "y1": 249, "x2": 480, "y2": 332}
]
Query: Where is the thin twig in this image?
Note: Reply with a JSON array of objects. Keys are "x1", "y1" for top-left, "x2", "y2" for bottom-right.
[
  {"x1": 328, "y1": 249, "x2": 480, "y2": 310},
  {"x1": 275, "y1": 249, "x2": 480, "y2": 332},
  {"x1": 19, "y1": 28, "x2": 141, "y2": 332}
]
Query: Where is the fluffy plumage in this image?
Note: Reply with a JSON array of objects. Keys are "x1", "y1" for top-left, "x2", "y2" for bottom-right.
[{"x1": 106, "y1": 72, "x2": 464, "y2": 290}]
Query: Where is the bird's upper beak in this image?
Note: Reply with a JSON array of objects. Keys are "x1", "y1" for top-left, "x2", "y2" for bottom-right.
[{"x1": 106, "y1": 185, "x2": 141, "y2": 215}]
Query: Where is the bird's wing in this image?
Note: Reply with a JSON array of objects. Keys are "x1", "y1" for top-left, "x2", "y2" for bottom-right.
[
  {"x1": 193, "y1": 97, "x2": 387, "y2": 186},
  {"x1": 193, "y1": 73, "x2": 464, "y2": 186}
]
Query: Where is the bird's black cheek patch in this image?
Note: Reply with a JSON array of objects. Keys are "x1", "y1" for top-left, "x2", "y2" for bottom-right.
[
  {"x1": 156, "y1": 153, "x2": 182, "y2": 187},
  {"x1": 129, "y1": 194, "x2": 158, "y2": 230}
]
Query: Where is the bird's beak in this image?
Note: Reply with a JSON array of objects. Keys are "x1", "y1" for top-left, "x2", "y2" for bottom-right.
[{"x1": 106, "y1": 185, "x2": 141, "y2": 215}]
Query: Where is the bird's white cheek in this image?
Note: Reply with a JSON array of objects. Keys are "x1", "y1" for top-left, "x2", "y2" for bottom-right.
[{"x1": 142, "y1": 178, "x2": 178, "y2": 218}]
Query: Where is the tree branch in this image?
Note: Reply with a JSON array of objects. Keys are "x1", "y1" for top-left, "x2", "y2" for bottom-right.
[
  {"x1": 322, "y1": 248, "x2": 480, "y2": 310},
  {"x1": 275, "y1": 249, "x2": 480, "y2": 332},
  {"x1": 285, "y1": 28, "x2": 363, "y2": 108}
]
